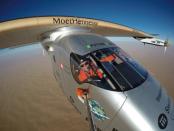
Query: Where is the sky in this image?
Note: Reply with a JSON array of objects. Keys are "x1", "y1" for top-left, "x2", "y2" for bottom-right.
[{"x1": 0, "y1": 0, "x2": 174, "y2": 41}]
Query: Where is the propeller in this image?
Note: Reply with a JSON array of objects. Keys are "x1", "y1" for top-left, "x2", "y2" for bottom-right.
[
  {"x1": 164, "y1": 38, "x2": 169, "y2": 47},
  {"x1": 164, "y1": 37, "x2": 170, "y2": 55}
]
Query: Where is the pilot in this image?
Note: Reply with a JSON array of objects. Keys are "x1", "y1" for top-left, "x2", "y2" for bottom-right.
[
  {"x1": 78, "y1": 60, "x2": 103, "y2": 82},
  {"x1": 78, "y1": 60, "x2": 90, "y2": 82}
]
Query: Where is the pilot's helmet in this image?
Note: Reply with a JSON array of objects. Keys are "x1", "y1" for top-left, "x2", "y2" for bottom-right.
[{"x1": 81, "y1": 61, "x2": 91, "y2": 71}]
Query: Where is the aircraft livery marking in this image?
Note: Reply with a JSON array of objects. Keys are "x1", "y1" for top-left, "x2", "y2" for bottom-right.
[
  {"x1": 53, "y1": 17, "x2": 98, "y2": 26},
  {"x1": 88, "y1": 100, "x2": 109, "y2": 121},
  {"x1": 158, "y1": 113, "x2": 168, "y2": 129}
]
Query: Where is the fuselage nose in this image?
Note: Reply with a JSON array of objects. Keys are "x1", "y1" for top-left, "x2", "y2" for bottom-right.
[
  {"x1": 118, "y1": 75, "x2": 174, "y2": 131},
  {"x1": 102, "y1": 74, "x2": 173, "y2": 131}
]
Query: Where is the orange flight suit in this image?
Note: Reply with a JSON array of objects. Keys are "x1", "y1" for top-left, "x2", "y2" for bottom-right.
[{"x1": 100, "y1": 54, "x2": 116, "y2": 62}]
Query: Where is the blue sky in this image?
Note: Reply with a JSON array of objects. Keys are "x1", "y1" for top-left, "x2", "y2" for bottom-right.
[{"x1": 0, "y1": 0, "x2": 174, "y2": 41}]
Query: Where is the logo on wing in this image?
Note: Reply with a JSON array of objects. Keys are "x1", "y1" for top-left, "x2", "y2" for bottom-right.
[{"x1": 53, "y1": 17, "x2": 98, "y2": 26}]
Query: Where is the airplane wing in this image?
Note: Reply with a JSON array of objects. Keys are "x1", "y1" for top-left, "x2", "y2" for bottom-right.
[{"x1": 0, "y1": 16, "x2": 153, "y2": 49}]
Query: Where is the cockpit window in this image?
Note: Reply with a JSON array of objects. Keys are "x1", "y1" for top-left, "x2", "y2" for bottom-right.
[
  {"x1": 70, "y1": 47, "x2": 148, "y2": 92},
  {"x1": 70, "y1": 53, "x2": 113, "y2": 90}
]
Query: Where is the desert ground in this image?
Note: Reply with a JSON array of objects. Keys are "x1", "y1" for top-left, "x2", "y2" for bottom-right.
[{"x1": 0, "y1": 44, "x2": 89, "y2": 131}]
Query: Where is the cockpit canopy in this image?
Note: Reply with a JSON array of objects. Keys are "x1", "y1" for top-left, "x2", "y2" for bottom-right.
[{"x1": 70, "y1": 46, "x2": 148, "y2": 92}]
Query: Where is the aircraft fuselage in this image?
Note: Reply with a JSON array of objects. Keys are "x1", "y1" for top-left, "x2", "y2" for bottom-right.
[{"x1": 41, "y1": 29, "x2": 174, "y2": 131}]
